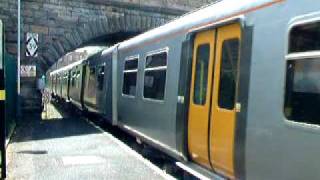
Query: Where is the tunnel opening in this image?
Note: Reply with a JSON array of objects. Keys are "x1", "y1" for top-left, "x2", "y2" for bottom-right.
[{"x1": 81, "y1": 31, "x2": 141, "y2": 47}]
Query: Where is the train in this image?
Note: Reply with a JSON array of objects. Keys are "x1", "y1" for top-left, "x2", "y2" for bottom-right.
[{"x1": 47, "y1": 0, "x2": 320, "y2": 179}]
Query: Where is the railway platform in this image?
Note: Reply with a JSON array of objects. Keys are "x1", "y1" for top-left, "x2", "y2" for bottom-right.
[{"x1": 6, "y1": 103, "x2": 174, "y2": 180}]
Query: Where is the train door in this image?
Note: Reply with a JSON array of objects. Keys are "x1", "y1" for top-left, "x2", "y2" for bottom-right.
[
  {"x1": 66, "y1": 71, "x2": 71, "y2": 100},
  {"x1": 209, "y1": 23, "x2": 241, "y2": 178},
  {"x1": 59, "y1": 73, "x2": 63, "y2": 97},
  {"x1": 80, "y1": 65, "x2": 87, "y2": 108},
  {"x1": 83, "y1": 65, "x2": 97, "y2": 109},
  {"x1": 54, "y1": 74, "x2": 58, "y2": 95},
  {"x1": 96, "y1": 64, "x2": 106, "y2": 112},
  {"x1": 188, "y1": 30, "x2": 216, "y2": 168},
  {"x1": 56, "y1": 74, "x2": 59, "y2": 96},
  {"x1": 64, "y1": 72, "x2": 68, "y2": 99},
  {"x1": 188, "y1": 23, "x2": 241, "y2": 178}
]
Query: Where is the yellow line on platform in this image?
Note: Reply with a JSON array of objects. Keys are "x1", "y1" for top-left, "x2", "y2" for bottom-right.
[{"x1": 0, "y1": 90, "x2": 5, "y2": 101}]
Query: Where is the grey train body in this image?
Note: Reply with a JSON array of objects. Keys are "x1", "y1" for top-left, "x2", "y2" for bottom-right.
[{"x1": 47, "y1": 0, "x2": 320, "y2": 179}]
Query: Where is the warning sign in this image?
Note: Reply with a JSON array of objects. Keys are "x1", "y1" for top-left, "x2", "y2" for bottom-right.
[
  {"x1": 26, "y1": 33, "x2": 38, "y2": 57},
  {"x1": 20, "y1": 65, "x2": 36, "y2": 77}
]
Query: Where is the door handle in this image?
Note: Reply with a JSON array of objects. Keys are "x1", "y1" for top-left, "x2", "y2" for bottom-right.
[
  {"x1": 178, "y1": 96, "x2": 185, "y2": 104},
  {"x1": 235, "y1": 102, "x2": 241, "y2": 112}
]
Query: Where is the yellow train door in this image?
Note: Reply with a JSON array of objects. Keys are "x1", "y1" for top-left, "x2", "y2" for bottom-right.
[
  {"x1": 188, "y1": 30, "x2": 216, "y2": 168},
  {"x1": 209, "y1": 23, "x2": 241, "y2": 179},
  {"x1": 188, "y1": 23, "x2": 241, "y2": 179}
]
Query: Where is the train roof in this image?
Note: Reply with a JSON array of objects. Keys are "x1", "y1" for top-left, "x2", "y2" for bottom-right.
[
  {"x1": 119, "y1": 0, "x2": 282, "y2": 50},
  {"x1": 50, "y1": 59, "x2": 86, "y2": 75},
  {"x1": 48, "y1": 46, "x2": 107, "y2": 74},
  {"x1": 101, "y1": 45, "x2": 117, "y2": 57}
]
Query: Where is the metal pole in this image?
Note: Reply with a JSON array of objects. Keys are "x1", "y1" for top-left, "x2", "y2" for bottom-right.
[
  {"x1": 0, "y1": 17, "x2": 6, "y2": 179},
  {"x1": 17, "y1": 0, "x2": 21, "y2": 117}
]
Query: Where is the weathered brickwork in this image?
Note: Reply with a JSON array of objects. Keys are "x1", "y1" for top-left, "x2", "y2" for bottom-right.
[
  {"x1": 1, "y1": 0, "x2": 215, "y2": 73},
  {"x1": 0, "y1": 0, "x2": 215, "y2": 112},
  {"x1": 6, "y1": 2, "x2": 167, "y2": 74}
]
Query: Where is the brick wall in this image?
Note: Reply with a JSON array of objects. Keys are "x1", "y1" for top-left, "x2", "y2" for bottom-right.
[
  {"x1": 0, "y1": 0, "x2": 216, "y2": 71},
  {"x1": 0, "y1": 0, "x2": 216, "y2": 112}
]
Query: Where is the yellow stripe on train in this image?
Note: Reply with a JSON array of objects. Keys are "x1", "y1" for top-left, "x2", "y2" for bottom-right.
[{"x1": 0, "y1": 90, "x2": 5, "y2": 101}]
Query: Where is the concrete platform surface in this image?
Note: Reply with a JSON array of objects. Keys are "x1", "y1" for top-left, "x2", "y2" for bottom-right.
[{"x1": 7, "y1": 103, "x2": 174, "y2": 180}]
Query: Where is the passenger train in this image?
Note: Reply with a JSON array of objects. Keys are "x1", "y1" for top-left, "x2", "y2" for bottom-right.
[{"x1": 47, "y1": 0, "x2": 320, "y2": 179}]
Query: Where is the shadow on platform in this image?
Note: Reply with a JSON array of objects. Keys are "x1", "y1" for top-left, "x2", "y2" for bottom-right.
[{"x1": 11, "y1": 102, "x2": 102, "y2": 143}]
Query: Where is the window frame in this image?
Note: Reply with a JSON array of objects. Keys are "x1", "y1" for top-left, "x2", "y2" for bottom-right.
[
  {"x1": 283, "y1": 17, "x2": 320, "y2": 130},
  {"x1": 284, "y1": 54, "x2": 320, "y2": 130},
  {"x1": 217, "y1": 38, "x2": 241, "y2": 110},
  {"x1": 142, "y1": 47, "x2": 169, "y2": 103},
  {"x1": 287, "y1": 15, "x2": 320, "y2": 54},
  {"x1": 122, "y1": 55, "x2": 139, "y2": 98},
  {"x1": 192, "y1": 43, "x2": 211, "y2": 106}
]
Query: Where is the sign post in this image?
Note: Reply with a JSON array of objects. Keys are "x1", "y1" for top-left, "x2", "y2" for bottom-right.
[
  {"x1": 0, "y1": 19, "x2": 6, "y2": 179},
  {"x1": 17, "y1": 0, "x2": 21, "y2": 125}
]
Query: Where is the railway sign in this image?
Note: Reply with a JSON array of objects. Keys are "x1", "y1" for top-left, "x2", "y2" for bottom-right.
[
  {"x1": 26, "y1": 33, "x2": 38, "y2": 57},
  {"x1": 20, "y1": 65, "x2": 36, "y2": 77}
]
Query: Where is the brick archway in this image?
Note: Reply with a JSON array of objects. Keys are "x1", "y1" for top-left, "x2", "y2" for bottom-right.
[
  {"x1": 0, "y1": 0, "x2": 217, "y2": 112},
  {"x1": 36, "y1": 14, "x2": 170, "y2": 74}
]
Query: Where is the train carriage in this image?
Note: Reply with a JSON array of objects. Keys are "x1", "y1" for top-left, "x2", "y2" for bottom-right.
[
  {"x1": 82, "y1": 48, "x2": 113, "y2": 121},
  {"x1": 47, "y1": 0, "x2": 320, "y2": 179},
  {"x1": 115, "y1": 1, "x2": 253, "y2": 178},
  {"x1": 116, "y1": 0, "x2": 320, "y2": 179},
  {"x1": 82, "y1": 49, "x2": 105, "y2": 113},
  {"x1": 66, "y1": 60, "x2": 86, "y2": 109},
  {"x1": 50, "y1": 67, "x2": 64, "y2": 99}
]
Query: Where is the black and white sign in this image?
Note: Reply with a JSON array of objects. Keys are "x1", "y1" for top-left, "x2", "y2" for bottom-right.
[
  {"x1": 20, "y1": 65, "x2": 37, "y2": 77},
  {"x1": 26, "y1": 33, "x2": 38, "y2": 57}
]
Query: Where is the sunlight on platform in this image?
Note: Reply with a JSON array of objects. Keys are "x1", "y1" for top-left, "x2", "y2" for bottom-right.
[
  {"x1": 41, "y1": 103, "x2": 63, "y2": 120},
  {"x1": 62, "y1": 155, "x2": 106, "y2": 166}
]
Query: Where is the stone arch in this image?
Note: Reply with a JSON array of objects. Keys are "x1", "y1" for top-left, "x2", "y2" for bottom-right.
[{"x1": 36, "y1": 13, "x2": 171, "y2": 74}]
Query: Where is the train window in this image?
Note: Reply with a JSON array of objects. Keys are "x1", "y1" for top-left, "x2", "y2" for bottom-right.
[
  {"x1": 90, "y1": 67, "x2": 95, "y2": 78},
  {"x1": 144, "y1": 51, "x2": 167, "y2": 101},
  {"x1": 290, "y1": 21, "x2": 320, "y2": 53},
  {"x1": 97, "y1": 66, "x2": 104, "y2": 91},
  {"x1": 193, "y1": 44, "x2": 210, "y2": 105},
  {"x1": 146, "y1": 53, "x2": 167, "y2": 68},
  {"x1": 88, "y1": 67, "x2": 96, "y2": 91},
  {"x1": 125, "y1": 59, "x2": 138, "y2": 70},
  {"x1": 123, "y1": 58, "x2": 138, "y2": 96},
  {"x1": 64, "y1": 73, "x2": 68, "y2": 81},
  {"x1": 218, "y1": 39, "x2": 240, "y2": 110},
  {"x1": 284, "y1": 59, "x2": 320, "y2": 125}
]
